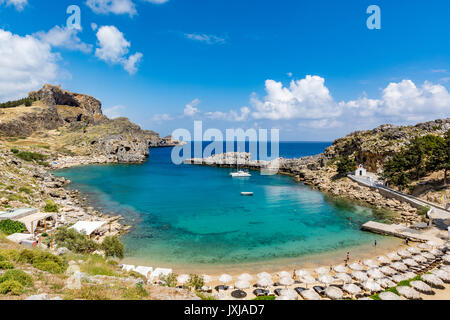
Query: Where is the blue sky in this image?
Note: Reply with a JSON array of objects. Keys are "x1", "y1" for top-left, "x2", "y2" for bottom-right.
[{"x1": 0, "y1": 0, "x2": 449, "y2": 140}]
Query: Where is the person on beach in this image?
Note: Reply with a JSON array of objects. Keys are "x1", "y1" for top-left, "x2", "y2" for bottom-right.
[
  {"x1": 374, "y1": 240, "x2": 377, "y2": 247},
  {"x1": 346, "y1": 252, "x2": 350, "y2": 264},
  {"x1": 405, "y1": 238, "x2": 409, "y2": 246}
]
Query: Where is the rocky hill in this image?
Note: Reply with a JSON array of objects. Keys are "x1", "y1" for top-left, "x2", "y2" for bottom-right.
[
  {"x1": 323, "y1": 119, "x2": 450, "y2": 172},
  {"x1": 0, "y1": 84, "x2": 173, "y2": 164}
]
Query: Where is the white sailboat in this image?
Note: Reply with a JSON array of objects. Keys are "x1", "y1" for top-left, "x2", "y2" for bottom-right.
[{"x1": 230, "y1": 152, "x2": 251, "y2": 177}]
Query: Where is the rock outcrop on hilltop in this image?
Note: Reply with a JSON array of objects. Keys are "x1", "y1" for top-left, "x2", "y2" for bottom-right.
[{"x1": 29, "y1": 84, "x2": 103, "y2": 116}]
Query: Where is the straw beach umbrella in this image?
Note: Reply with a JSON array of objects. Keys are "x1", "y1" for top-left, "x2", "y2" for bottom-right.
[
  {"x1": 318, "y1": 274, "x2": 335, "y2": 285},
  {"x1": 421, "y1": 252, "x2": 436, "y2": 261},
  {"x1": 257, "y1": 272, "x2": 272, "y2": 280},
  {"x1": 407, "y1": 247, "x2": 421, "y2": 255},
  {"x1": 349, "y1": 263, "x2": 364, "y2": 271},
  {"x1": 219, "y1": 274, "x2": 232, "y2": 285},
  {"x1": 403, "y1": 272, "x2": 417, "y2": 280},
  {"x1": 391, "y1": 262, "x2": 408, "y2": 272},
  {"x1": 335, "y1": 273, "x2": 352, "y2": 284},
  {"x1": 367, "y1": 268, "x2": 384, "y2": 280},
  {"x1": 421, "y1": 274, "x2": 445, "y2": 289},
  {"x1": 325, "y1": 286, "x2": 343, "y2": 300},
  {"x1": 279, "y1": 276, "x2": 294, "y2": 287},
  {"x1": 398, "y1": 250, "x2": 412, "y2": 258},
  {"x1": 362, "y1": 280, "x2": 382, "y2": 292},
  {"x1": 343, "y1": 283, "x2": 362, "y2": 296},
  {"x1": 315, "y1": 267, "x2": 329, "y2": 275},
  {"x1": 234, "y1": 280, "x2": 251, "y2": 290},
  {"x1": 300, "y1": 289, "x2": 322, "y2": 300},
  {"x1": 379, "y1": 291, "x2": 402, "y2": 300},
  {"x1": 333, "y1": 265, "x2": 349, "y2": 273},
  {"x1": 238, "y1": 273, "x2": 253, "y2": 282},
  {"x1": 277, "y1": 271, "x2": 291, "y2": 279},
  {"x1": 418, "y1": 243, "x2": 431, "y2": 250},
  {"x1": 299, "y1": 275, "x2": 316, "y2": 288},
  {"x1": 403, "y1": 258, "x2": 419, "y2": 267},
  {"x1": 431, "y1": 249, "x2": 444, "y2": 257},
  {"x1": 387, "y1": 252, "x2": 401, "y2": 261},
  {"x1": 377, "y1": 256, "x2": 390, "y2": 265},
  {"x1": 363, "y1": 259, "x2": 379, "y2": 268},
  {"x1": 396, "y1": 286, "x2": 421, "y2": 300},
  {"x1": 412, "y1": 255, "x2": 427, "y2": 263},
  {"x1": 391, "y1": 274, "x2": 407, "y2": 283},
  {"x1": 380, "y1": 266, "x2": 397, "y2": 276},
  {"x1": 443, "y1": 255, "x2": 450, "y2": 264},
  {"x1": 410, "y1": 281, "x2": 433, "y2": 294},
  {"x1": 202, "y1": 275, "x2": 212, "y2": 284},
  {"x1": 256, "y1": 277, "x2": 273, "y2": 288},
  {"x1": 295, "y1": 270, "x2": 310, "y2": 278},
  {"x1": 432, "y1": 269, "x2": 450, "y2": 283},
  {"x1": 280, "y1": 289, "x2": 298, "y2": 300},
  {"x1": 376, "y1": 277, "x2": 396, "y2": 289},
  {"x1": 352, "y1": 271, "x2": 368, "y2": 282}
]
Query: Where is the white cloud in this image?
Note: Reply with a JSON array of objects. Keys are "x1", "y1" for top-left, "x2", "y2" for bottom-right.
[
  {"x1": 86, "y1": 0, "x2": 137, "y2": 16},
  {"x1": 104, "y1": 105, "x2": 126, "y2": 118},
  {"x1": 206, "y1": 107, "x2": 250, "y2": 122},
  {"x1": 249, "y1": 75, "x2": 450, "y2": 129},
  {"x1": 152, "y1": 113, "x2": 173, "y2": 122},
  {"x1": 184, "y1": 33, "x2": 226, "y2": 45},
  {"x1": 34, "y1": 26, "x2": 93, "y2": 54},
  {"x1": 0, "y1": 29, "x2": 58, "y2": 101},
  {"x1": 95, "y1": 25, "x2": 143, "y2": 75},
  {"x1": 0, "y1": 0, "x2": 27, "y2": 11},
  {"x1": 343, "y1": 80, "x2": 450, "y2": 122},
  {"x1": 184, "y1": 98, "x2": 200, "y2": 117},
  {"x1": 251, "y1": 76, "x2": 341, "y2": 120},
  {"x1": 91, "y1": 23, "x2": 98, "y2": 31}
]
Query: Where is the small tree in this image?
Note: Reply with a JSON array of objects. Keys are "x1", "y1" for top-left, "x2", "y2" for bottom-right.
[
  {"x1": 100, "y1": 236, "x2": 124, "y2": 259},
  {"x1": 54, "y1": 227, "x2": 98, "y2": 254},
  {"x1": 336, "y1": 156, "x2": 357, "y2": 177}
]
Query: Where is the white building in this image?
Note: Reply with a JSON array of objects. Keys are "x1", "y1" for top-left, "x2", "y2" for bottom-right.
[{"x1": 355, "y1": 164, "x2": 367, "y2": 177}]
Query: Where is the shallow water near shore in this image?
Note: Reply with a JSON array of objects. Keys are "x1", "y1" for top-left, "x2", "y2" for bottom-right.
[{"x1": 54, "y1": 142, "x2": 401, "y2": 273}]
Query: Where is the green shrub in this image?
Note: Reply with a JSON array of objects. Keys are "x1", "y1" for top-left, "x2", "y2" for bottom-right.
[
  {"x1": 0, "y1": 254, "x2": 6, "y2": 262},
  {"x1": 0, "y1": 97, "x2": 34, "y2": 109},
  {"x1": 122, "y1": 283, "x2": 148, "y2": 299},
  {"x1": 43, "y1": 200, "x2": 58, "y2": 213},
  {"x1": 160, "y1": 273, "x2": 178, "y2": 287},
  {"x1": 17, "y1": 249, "x2": 37, "y2": 264},
  {"x1": 0, "y1": 269, "x2": 33, "y2": 287},
  {"x1": 10, "y1": 148, "x2": 19, "y2": 154},
  {"x1": 0, "y1": 249, "x2": 19, "y2": 261},
  {"x1": 19, "y1": 187, "x2": 32, "y2": 195},
  {"x1": 15, "y1": 151, "x2": 47, "y2": 162},
  {"x1": 0, "y1": 280, "x2": 24, "y2": 295},
  {"x1": 100, "y1": 236, "x2": 124, "y2": 259},
  {"x1": 54, "y1": 227, "x2": 98, "y2": 254},
  {"x1": 188, "y1": 274, "x2": 204, "y2": 290},
  {"x1": 336, "y1": 156, "x2": 357, "y2": 177},
  {"x1": 0, "y1": 261, "x2": 14, "y2": 270},
  {"x1": 0, "y1": 219, "x2": 26, "y2": 235},
  {"x1": 253, "y1": 295, "x2": 276, "y2": 301},
  {"x1": 34, "y1": 261, "x2": 64, "y2": 274}
]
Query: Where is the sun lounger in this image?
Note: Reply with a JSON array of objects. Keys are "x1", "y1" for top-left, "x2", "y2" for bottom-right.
[
  {"x1": 294, "y1": 287, "x2": 306, "y2": 295},
  {"x1": 253, "y1": 289, "x2": 269, "y2": 297},
  {"x1": 313, "y1": 286, "x2": 326, "y2": 296},
  {"x1": 274, "y1": 289, "x2": 284, "y2": 296}
]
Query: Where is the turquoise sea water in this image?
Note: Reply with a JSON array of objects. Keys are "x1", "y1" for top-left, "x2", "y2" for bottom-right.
[{"x1": 54, "y1": 142, "x2": 391, "y2": 271}]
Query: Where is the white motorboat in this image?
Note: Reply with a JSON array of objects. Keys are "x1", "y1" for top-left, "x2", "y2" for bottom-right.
[
  {"x1": 241, "y1": 192, "x2": 254, "y2": 196},
  {"x1": 230, "y1": 170, "x2": 251, "y2": 178}
]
